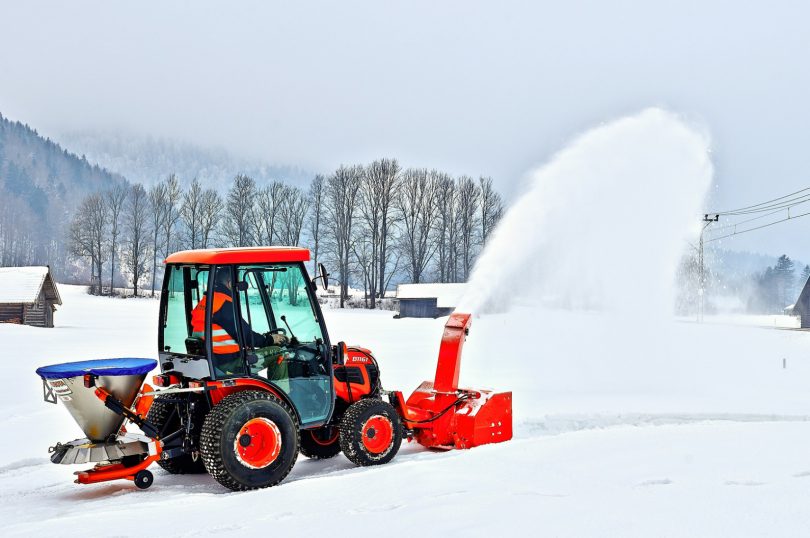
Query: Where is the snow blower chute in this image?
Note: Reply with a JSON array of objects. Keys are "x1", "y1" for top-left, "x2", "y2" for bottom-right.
[{"x1": 36, "y1": 247, "x2": 511, "y2": 491}]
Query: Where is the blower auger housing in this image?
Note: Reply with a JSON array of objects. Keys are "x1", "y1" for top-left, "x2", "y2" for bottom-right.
[{"x1": 36, "y1": 247, "x2": 512, "y2": 490}]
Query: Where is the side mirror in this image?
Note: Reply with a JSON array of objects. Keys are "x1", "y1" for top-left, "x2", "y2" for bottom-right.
[{"x1": 317, "y1": 263, "x2": 329, "y2": 291}]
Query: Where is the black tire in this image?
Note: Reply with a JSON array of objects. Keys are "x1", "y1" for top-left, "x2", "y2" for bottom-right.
[
  {"x1": 134, "y1": 469, "x2": 153, "y2": 489},
  {"x1": 146, "y1": 393, "x2": 207, "y2": 474},
  {"x1": 339, "y1": 399, "x2": 402, "y2": 466},
  {"x1": 299, "y1": 426, "x2": 342, "y2": 460},
  {"x1": 200, "y1": 391, "x2": 299, "y2": 491}
]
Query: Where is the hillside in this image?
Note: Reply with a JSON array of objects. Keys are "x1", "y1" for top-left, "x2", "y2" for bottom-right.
[
  {"x1": 0, "y1": 112, "x2": 126, "y2": 275},
  {"x1": 58, "y1": 130, "x2": 312, "y2": 189}
]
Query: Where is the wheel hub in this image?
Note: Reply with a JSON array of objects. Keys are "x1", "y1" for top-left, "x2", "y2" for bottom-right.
[
  {"x1": 361, "y1": 415, "x2": 393, "y2": 455},
  {"x1": 234, "y1": 417, "x2": 282, "y2": 469}
]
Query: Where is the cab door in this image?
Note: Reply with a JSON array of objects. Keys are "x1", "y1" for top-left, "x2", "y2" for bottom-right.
[{"x1": 234, "y1": 264, "x2": 333, "y2": 426}]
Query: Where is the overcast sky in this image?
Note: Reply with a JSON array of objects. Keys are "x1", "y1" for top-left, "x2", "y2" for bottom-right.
[{"x1": 1, "y1": 0, "x2": 809, "y2": 257}]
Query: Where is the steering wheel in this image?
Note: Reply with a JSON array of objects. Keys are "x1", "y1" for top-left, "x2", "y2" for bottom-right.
[{"x1": 268, "y1": 327, "x2": 287, "y2": 335}]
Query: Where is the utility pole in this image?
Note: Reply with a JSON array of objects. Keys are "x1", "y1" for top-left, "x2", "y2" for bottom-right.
[{"x1": 698, "y1": 213, "x2": 719, "y2": 322}]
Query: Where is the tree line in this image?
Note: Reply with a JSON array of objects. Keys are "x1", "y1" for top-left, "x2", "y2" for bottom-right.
[{"x1": 68, "y1": 158, "x2": 504, "y2": 306}]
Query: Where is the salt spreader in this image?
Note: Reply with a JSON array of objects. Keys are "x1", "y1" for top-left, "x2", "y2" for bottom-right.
[{"x1": 36, "y1": 247, "x2": 512, "y2": 490}]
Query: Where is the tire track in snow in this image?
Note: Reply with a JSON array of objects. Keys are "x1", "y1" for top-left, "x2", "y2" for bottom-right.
[{"x1": 517, "y1": 413, "x2": 810, "y2": 438}]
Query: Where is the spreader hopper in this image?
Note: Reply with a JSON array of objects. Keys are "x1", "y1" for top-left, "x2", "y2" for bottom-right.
[{"x1": 36, "y1": 358, "x2": 157, "y2": 441}]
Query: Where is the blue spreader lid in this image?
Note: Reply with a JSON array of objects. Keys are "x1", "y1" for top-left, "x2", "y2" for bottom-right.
[{"x1": 35, "y1": 358, "x2": 158, "y2": 380}]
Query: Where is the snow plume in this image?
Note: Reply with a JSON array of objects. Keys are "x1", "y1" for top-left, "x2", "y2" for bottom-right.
[{"x1": 458, "y1": 108, "x2": 713, "y2": 316}]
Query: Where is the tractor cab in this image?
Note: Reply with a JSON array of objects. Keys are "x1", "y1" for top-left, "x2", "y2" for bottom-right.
[{"x1": 158, "y1": 247, "x2": 334, "y2": 427}]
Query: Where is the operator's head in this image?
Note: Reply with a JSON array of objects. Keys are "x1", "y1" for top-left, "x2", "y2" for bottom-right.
[{"x1": 215, "y1": 268, "x2": 233, "y2": 290}]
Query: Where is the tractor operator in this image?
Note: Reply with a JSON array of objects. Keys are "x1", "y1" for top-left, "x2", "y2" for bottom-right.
[{"x1": 190, "y1": 269, "x2": 288, "y2": 374}]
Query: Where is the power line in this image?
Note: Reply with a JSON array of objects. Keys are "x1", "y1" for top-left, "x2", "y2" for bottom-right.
[
  {"x1": 705, "y1": 209, "x2": 810, "y2": 243},
  {"x1": 706, "y1": 206, "x2": 796, "y2": 234},
  {"x1": 716, "y1": 194, "x2": 810, "y2": 216},
  {"x1": 710, "y1": 186, "x2": 810, "y2": 215}
]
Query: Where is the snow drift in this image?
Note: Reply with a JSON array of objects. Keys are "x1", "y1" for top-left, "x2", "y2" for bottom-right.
[{"x1": 459, "y1": 108, "x2": 713, "y2": 316}]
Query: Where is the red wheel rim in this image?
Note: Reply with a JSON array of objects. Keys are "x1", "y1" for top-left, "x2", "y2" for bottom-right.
[
  {"x1": 234, "y1": 417, "x2": 282, "y2": 469},
  {"x1": 361, "y1": 415, "x2": 393, "y2": 454},
  {"x1": 310, "y1": 427, "x2": 339, "y2": 446}
]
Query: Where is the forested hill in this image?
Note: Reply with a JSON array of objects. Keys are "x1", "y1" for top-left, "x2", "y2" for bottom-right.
[
  {"x1": 0, "y1": 112, "x2": 126, "y2": 275},
  {"x1": 58, "y1": 130, "x2": 311, "y2": 190}
]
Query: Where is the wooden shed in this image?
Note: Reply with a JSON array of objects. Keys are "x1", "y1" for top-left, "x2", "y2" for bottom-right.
[
  {"x1": 0, "y1": 266, "x2": 62, "y2": 327},
  {"x1": 396, "y1": 283, "x2": 466, "y2": 318}
]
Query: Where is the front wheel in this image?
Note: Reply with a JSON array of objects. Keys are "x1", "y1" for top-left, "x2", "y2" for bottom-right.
[
  {"x1": 339, "y1": 399, "x2": 402, "y2": 466},
  {"x1": 200, "y1": 391, "x2": 299, "y2": 491}
]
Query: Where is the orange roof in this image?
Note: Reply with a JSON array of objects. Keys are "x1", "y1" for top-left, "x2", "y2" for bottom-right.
[{"x1": 165, "y1": 247, "x2": 310, "y2": 265}]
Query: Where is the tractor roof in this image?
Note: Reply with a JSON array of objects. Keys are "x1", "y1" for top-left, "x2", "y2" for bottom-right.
[{"x1": 165, "y1": 247, "x2": 310, "y2": 265}]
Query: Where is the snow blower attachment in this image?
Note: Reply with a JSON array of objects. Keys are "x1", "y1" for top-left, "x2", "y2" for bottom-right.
[
  {"x1": 36, "y1": 358, "x2": 160, "y2": 488},
  {"x1": 35, "y1": 247, "x2": 511, "y2": 491},
  {"x1": 392, "y1": 312, "x2": 512, "y2": 449}
]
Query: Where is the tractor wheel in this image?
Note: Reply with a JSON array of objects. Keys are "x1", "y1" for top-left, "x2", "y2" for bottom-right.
[
  {"x1": 146, "y1": 393, "x2": 207, "y2": 474},
  {"x1": 339, "y1": 399, "x2": 402, "y2": 466},
  {"x1": 200, "y1": 391, "x2": 299, "y2": 491},
  {"x1": 299, "y1": 426, "x2": 341, "y2": 460}
]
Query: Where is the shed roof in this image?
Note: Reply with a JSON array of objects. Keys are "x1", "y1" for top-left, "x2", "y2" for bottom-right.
[
  {"x1": 165, "y1": 247, "x2": 310, "y2": 265},
  {"x1": 0, "y1": 266, "x2": 62, "y2": 305},
  {"x1": 396, "y1": 283, "x2": 466, "y2": 308}
]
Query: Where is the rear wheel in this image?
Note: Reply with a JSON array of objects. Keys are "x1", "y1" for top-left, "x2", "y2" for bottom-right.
[
  {"x1": 200, "y1": 391, "x2": 299, "y2": 491},
  {"x1": 339, "y1": 399, "x2": 402, "y2": 466},
  {"x1": 146, "y1": 393, "x2": 207, "y2": 474},
  {"x1": 299, "y1": 425, "x2": 341, "y2": 460}
]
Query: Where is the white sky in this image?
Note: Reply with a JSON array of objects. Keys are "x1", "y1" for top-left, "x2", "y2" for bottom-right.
[{"x1": 1, "y1": 0, "x2": 809, "y2": 256}]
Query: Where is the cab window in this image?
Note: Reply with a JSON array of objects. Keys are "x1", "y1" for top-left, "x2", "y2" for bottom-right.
[{"x1": 161, "y1": 264, "x2": 208, "y2": 356}]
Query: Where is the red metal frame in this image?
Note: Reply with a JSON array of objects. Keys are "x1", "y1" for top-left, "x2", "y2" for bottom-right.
[
  {"x1": 165, "y1": 246, "x2": 310, "y2": 265},
  {"x1": 74, "y1": 447, "x2": 161, "y2": 485},
  {"x1": 75, "y1": 384, "x2": 162, "y2": 486}
]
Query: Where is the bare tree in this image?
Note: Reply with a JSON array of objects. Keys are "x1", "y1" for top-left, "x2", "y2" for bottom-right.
[
  {"x1": 359, "y1": 158, "x2": 401, "y2": 307},
  {"x1": 221, "y1": 174, "x2": 257, "y2": 247},
  {"x1": 324, "y1": 165, "x2": 363, "y2": 307},
  {"x1": 253, "y1": 181, "x2": 285, "y2": 245},
  {"x1": 434, "y1": 173, "x2": 457, "y2": 282},
  {"x1": 199, "y1": 188, "x2": 222, "y2": 248},
  {"x1": 123, "y1": 183, "x2": 151, "y2": 296},
  {"x1": 105, "y1": 185, "x2": 128, "y2": 294},
  {"x1": 148, "y1": 182, "x2": 168, "y2": 296},
  {"x1": 161, "y1": 174, "x2": 182, "y2": 260},
  {"x1": 351, "y1": 226, "x2": 374, "y2": 308},
  {"x1": 397, "y1": 168, "x2": 439, "y2": 284},
  {"x1": 479, "y1": 176, "x2": 504, "y2": 245},
  {"x1": 456, "y1": 175, "x2": 481, "y2": 280},
  {"x1": 307, "y1": 174, "x2": 325, "y2": 275},
  {"x1": 278, "y1": 185, "x2": 310, "y2": 246},
  {"x1": 68, "y1": 193, "x2": 109, "y2": 294},
  {"x1": 180, "y1": 177, "x2": 204, "y2": 249}
]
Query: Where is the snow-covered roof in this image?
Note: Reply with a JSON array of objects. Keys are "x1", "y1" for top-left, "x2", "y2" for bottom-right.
[
  {"x1": 396, "y1": 283, "x2": 466, "y2": 308},
  {"x1": 0, "y1": 266, "x2": 62, "y2": 305}
]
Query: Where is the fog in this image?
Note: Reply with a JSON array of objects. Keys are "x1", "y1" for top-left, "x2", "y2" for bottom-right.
[{"x1": 1, "y1": 0, "x2": 810, "y2": 255}]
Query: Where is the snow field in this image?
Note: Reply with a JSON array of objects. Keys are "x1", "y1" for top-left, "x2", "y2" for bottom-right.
[{"x1": 2, "y1": 285, "x2": 810, "y2": 536}]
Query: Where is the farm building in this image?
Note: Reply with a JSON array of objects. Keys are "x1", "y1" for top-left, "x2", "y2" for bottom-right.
[
  {"x1": 793, "y1": 278, "x2": 810, "y2": 328},
  {"x1": 0, "y1": 266, "x2": 62, "y2": 327},
  {"x1": 396, "y1": 283, "x2": 466, "y2": 318}
]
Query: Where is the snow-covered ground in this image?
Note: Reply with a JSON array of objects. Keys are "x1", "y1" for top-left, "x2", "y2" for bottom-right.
[{"x1": 3, "y1": 285, "x2": 810, "y2": 536}]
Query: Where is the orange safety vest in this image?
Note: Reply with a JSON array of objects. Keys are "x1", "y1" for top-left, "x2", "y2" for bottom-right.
[{"x1": 190, "y1": 291, "x2": 240, "y2": 354}]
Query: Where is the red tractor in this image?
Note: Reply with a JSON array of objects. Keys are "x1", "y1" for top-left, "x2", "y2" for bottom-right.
[{"x1": 38, "y1": 247, "x2": 511, "y2": 490}]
